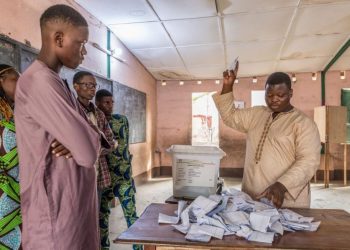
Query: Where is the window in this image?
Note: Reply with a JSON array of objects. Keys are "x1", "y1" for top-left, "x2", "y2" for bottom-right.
[
  {"x1": 192, "y1": 92, "x2": 219, "y2": 146},
  {"x1": 251, "y1": 90, "x2": 266, "y2": 107}
]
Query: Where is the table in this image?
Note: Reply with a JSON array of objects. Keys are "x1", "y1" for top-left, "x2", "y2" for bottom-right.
[
  {"x1": 115, "y1": 203, "x2": 350, "y2": 250},
  {"x1": 342, "y1": 143, "x2": 348, "y2": 185}
]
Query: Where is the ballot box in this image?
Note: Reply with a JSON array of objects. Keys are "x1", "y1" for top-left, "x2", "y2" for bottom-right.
[{"x1": 167, "y1": 145, "x2": 225, "y2": 198}]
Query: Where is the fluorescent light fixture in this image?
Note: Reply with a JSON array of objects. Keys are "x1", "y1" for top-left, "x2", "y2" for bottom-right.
[
  {"x1": 340, "y1": 71, "x2": 346, "y2": 80},
  {"x1": 90, "y1": 42, "x2": 125, "y2": 62},
  {"x1": 252, "y1": 76, "x2": 258, "y2": 83},
  {"x1": 234, "y1": 79, "x2": 239, "y2": 84},
  {"x1": 215, "y1": 80, "x2": 220, "y2": 84},
  {"x1": 179, "y1": 81, "x2": 184, "y2": 85},
  {"x1": 292, "y1": 73, "x2": 297, "y2": 82},
  {"x1": 112, "y1": 47, "x2": 122, "y2": 57},
  {"x1": 197, "y1": 80, "x2": 202, "y2": 85},
  {"x1": 312, "y1": 72, "x2": 317, "y2": 81},
  {"x1": 161, "y1": 80, "x2": 166, "y2": 86}
]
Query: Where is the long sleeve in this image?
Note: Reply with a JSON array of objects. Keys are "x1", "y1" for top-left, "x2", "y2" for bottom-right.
[
  {"x1": 99, "y1": 113, "x2": 114, "y2": 156},
  {"x1": 277, "y1": 119, "x2": 321, "y2": 199},
  {"x1": 25, "y1": 72, "x2": 100, "y2": 168},
  {"x1": 212, "y1": 92, "x2": 261, "y2": 133}
]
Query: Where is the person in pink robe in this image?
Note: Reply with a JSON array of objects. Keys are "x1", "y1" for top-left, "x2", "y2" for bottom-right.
[{"x1": 14, "y1": 5, "x2": 101, "y2": 249}]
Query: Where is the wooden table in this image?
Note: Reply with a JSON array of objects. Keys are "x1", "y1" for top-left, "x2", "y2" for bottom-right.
[
  {"x1": 342, "y1": 143, "x2": 348, "y2": 185},
  {"x1": 115, "y1": 203, "x2": 350, "y2": 250}
]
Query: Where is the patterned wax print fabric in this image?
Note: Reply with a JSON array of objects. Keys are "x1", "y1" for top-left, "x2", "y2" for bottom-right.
[
  {"x1": 0, "y1": 111, "x2": 21, "y2": 250},
  {"x1": 100, "y1": 114, "x2": 142, "y2": 250}
]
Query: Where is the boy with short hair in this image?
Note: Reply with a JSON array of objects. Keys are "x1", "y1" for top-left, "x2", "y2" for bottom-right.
[{"x1": 15, "y1": 5, "x2": 102, "y2": 249}]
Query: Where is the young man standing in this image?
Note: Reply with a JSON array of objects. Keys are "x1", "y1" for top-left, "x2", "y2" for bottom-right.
[
  {"x1": 95, "y1": 89, "x2": 142, "y2": 250},
  {"x1": 73, "y1": 71, "x2": 115, "y2": 249},
  {"x1": 15, "y1": 5, "x2": 102, "y2": 249},
  {"x1": 73, "y1": 71, "x2": 114, "y2": 191}
]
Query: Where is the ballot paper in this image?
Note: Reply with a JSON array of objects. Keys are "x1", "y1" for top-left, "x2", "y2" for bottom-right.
[
  {"x1": 226, "y1": 224, "x2": 241, "y2": 233},
  {"x1": 159, "y1": 189, "x2": 321, "y2": 244},
  {"x1": 172, "y1": 224, "x2": 190, "y2": 234},
  {"x1": 236, "y1": 225, "x2": 253, "y2": 238},
  {"x1": 280, "y1": 209, "x2": 314, "y2": 223},
  {"x1": 249, "y1": 212, "x2": 271, "y2": 233},
  {"x1": 190, "y1": 196, "x2": 220, "y2": 218},
  {"x1": 158, "y1": 213, "x2": 180, "y2": 224},
  {"x1": 248, "y1": 231, "x2": 275, "y2": 244},
  {"x1": 185, "y1": 232, "x2": 211, "y2": 243},
  {"x1": 249, "y1": 209, "x2": 280, "y2": 233},
  {"x1": 190, "y1": 224, "x2": 225, "y2": 240},
  {"x1": 185, "y1": 225, "x2": 211, "y2": 242},
  {"x1": 208, "y1": 194, "x2": 223, "y2": 203},
  {"x1": 308, "y1": 221, "x2": 321, "y2": 232},
  {"x1": 207, "y1": 196, "x2": 229, "y2": 217},
  {"x1": 279, "y1": 209, "x2": 321, "y2": 232},
  {"x1": 253, "y1": 198, "x2": 275, "y2": 211},
  {"x1": 270, "y1": 221, "x2": 284, "y2": 235},
  {"x1": 158, "y1": 200, "x2": 187, "y2": 224},
  {"x1": 229, "y1": 57, "x2": 239, "y2": 71},
  {"x1": 221, "y1": 210, "x2": 250, "y2": 226},
  {"x1": 180, "y1": 206, "x2": 191, "y2": 227},
  {"x1": 197, "y1": 216, "x2": 228, "y2": 231}
]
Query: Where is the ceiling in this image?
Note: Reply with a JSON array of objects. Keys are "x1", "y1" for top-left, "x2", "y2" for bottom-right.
[{"x1": 75, "y1": 0, "x2": 350, "y2": 80}]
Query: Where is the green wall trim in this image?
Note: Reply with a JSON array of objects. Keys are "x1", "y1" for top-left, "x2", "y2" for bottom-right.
[
  {"x1": 321, "y1": 39, "x2": 350, "y2": 105},
  {"x1": 107, "y1": 29, "x2": 111, "y2": 79}
]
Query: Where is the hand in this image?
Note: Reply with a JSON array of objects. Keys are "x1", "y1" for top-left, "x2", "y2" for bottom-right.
[
  {"x1": 221, "y1": 61, "x2": 239, "y2": 95},
  {"x1": 256, "y1": 182, "x2": 287, "y2": 209},
  {"x1": 114, "y1": 140, "x2": 118, "y2": 150},
  {"x1": 51, "y1": 139, "x2": 72, "y2": 159},
  {"x1": 223, "y1": 62, "x2": 239, "y2": 85}
]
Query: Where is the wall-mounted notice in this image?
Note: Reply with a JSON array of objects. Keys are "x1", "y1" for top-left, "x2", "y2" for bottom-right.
[{"x1": 175, "y1": 159, "x2": 216, "y2": 187}]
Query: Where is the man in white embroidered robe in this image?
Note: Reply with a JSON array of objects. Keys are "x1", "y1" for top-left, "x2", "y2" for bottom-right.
[{"x1": 213, "y1": 64, "x2": 321, "y2": 208}]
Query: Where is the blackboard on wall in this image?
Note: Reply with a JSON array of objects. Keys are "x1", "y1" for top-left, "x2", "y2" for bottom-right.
[
  {"x1": 20, "y1": 48, "x2": 37, "y2": 72},
  {"x1": 95, "y1": 74, "x2": 112, "y2": 92},
  {"x1": 0, "y1": 35, "x2": 39, "y2": 72},
  {"x1": 113, "y1": 82, "x2": 146, "y2": 144},
  {"x1": 0, "y1": 37, "x2": 18, "y2": 69},
  {"x1": 59, "y1": 66, "x2": 80, "y2": 94}
]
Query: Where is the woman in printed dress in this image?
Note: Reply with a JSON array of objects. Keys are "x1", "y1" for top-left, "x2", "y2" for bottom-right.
[{"x1": 0, "y1": 64, "x2": 21, "y2": 250}]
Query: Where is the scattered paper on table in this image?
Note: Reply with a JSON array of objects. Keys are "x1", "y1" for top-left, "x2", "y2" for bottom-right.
[{"x1": 159, "y1": 189, "x2": 321, "y2": 244}]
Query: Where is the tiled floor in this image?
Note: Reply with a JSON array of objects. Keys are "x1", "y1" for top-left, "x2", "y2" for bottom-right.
[{"x1": 109, "y1": 178, "x2": 350, "y2": 250}]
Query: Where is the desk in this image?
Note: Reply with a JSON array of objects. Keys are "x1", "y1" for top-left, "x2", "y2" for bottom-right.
[{"x1": 115, "y1": 203, "x2": 350, "y2": 250}]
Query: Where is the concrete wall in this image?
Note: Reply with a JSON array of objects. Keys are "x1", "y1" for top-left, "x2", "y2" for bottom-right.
[
  {"x1": 0, "y1": 0, "x2": 157, "y2": 177},
  {"x1": 156, "y1": 71, "x2": 350, "y2": 171}
]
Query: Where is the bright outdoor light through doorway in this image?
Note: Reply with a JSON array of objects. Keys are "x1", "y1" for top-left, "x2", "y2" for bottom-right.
[{"x1": 192, "y1": 92, "x2": 219, "y2": 146}]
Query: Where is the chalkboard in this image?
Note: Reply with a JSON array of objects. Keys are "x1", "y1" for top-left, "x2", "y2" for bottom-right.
[
  {"x1": 0, "y1": 37, "x2": 18, "y2": 69},
  {"x1": 112, "y1": 82, "x2": 146, "y2": 144},
  {"x1": 20, "y1": 48, "x2": 37, "y2": 72},
  {"x1": 59, "y1": 66, "x2": 80, "y2": 92},
  {"x1": 96, "y1": 74, "x2": 112, "y2": 92}
]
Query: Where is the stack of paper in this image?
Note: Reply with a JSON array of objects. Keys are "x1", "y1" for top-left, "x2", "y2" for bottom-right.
[{"x1": 158, "y1": 189, "x2": 321, "y2": 244}]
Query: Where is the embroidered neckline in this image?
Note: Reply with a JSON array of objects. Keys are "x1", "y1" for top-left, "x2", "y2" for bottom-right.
[{"x1": 254, "y1": 110, "x2": 294, "y2": 163}]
